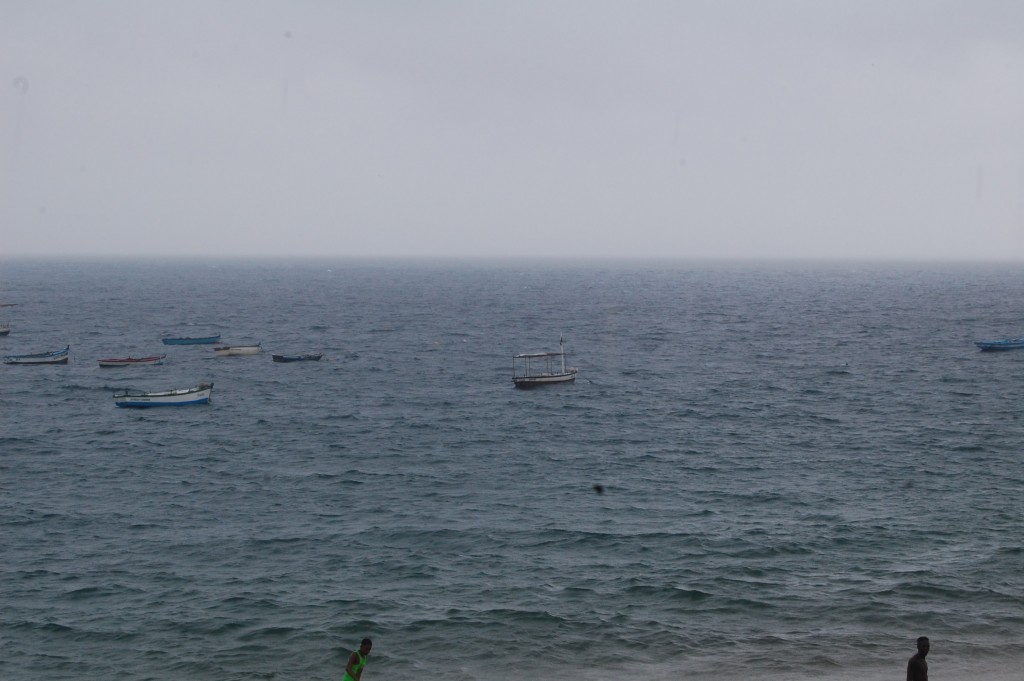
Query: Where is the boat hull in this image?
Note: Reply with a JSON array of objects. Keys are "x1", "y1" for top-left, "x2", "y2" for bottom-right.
[
  {"x1": 162, "y1": 335, "x2": 221, "y2": 345},
  {"x1": 5, "y1": 356, "x2": 68, "y2": 365},
  {"x1": 213, "y1": 344, "x2": 261, "y2": 356},
  {"x1": 513, "y1": 371, "x2": 577, "y2": 388},
  {"x1": 98, "y1": 355, "x2": 166, "y2": 367},
  {"x1": 4, "y1": 345, "x2": 70, "y2": 365},
  {"x1": 975, "y1": 339, "x2": 1024, "y2": 351},
  {"x1": 272, "y1": 353, "x2": 323, "y2": 362},
  {"x1": 113, "y1": 383, "x2": 213, "y2": 408}
]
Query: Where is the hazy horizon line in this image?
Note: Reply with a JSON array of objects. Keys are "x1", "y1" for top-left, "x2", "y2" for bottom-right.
[{"x1": 3, "y1": 254, "x2": 1024, "y2": 266}]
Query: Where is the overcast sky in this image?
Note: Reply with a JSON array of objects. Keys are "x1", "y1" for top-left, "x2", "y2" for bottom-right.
[{"x1": 3, "y1": 1, "x2": 1024, "y2": 260}]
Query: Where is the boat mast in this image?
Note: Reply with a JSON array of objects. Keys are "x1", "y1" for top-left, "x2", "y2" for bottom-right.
[{"x1": 560, "y1": 335, "x2": 566, "y2": 373}]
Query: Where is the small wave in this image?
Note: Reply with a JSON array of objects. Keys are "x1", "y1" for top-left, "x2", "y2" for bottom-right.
[
  {"x1": 952, "y1": 444, "x2": 986, "y2": 452},
  {"x1": 63, "y1": 586, "x2": 115, "y2": 599},
  {"x1": 238, "y1": 626, "x2": 299, "y2": 641},
  {"x1": 726, "y1": 542, "x2": 816, "y2": 558},
  {"x1": 176, "y1": 619, "x2": 248, "y2": 636},
  {"x1": 127, "y1": 522, "x2": 162, "y2": 530},
  {"x1": 623, "y1": 584, "x2": 713, "y2": 602}
]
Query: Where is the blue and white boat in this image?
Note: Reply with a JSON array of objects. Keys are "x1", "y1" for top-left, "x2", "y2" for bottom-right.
[
  {"x1": 974, "y1": 337, "x2": 1024, "y2": 351},
  {"x1": 113, "y1": 382, "x2": 213, "y2": 407},
  {"x1": 4, "y1": 344, "x2": 70, "y2": 365},
  {"x1": 162, "y1": 334, "x2": 221, "y2": 345}
]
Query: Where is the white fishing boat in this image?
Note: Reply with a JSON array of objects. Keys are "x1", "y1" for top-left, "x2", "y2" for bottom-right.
[
  {"x1": 113, "y1": 382, "x2": 213, "y2": 407},
  {"x1": 0, "y1": 322, "x2": 10, "y2": 337},
  {"x1": 512, "y1": 337, "x2": 578, "y2": 388},
  {"x1": 213, "y1": 342, "x2": 262, "y2": 356},
  {"x1": 4, "y1": 344, "x2": 69, "y2": 365}
]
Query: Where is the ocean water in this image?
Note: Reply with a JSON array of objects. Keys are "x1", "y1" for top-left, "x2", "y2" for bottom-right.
[{"x1": 1, "y1": 258, "x2": 1021, "y2": 681}]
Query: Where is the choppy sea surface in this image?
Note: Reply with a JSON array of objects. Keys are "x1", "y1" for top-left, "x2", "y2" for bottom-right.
[{"x1": 1, "y1": 258, "x2": 1022, "y2": 681}]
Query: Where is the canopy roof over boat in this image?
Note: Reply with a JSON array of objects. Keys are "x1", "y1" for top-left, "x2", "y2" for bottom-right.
[{"x1": 513, "y1": 351, "x2": 565, "y2": 358}]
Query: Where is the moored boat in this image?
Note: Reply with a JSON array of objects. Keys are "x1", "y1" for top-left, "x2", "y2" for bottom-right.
[
  {"x1": 272, "y1": 352, "x2": 323, "y2": 362},
  {"x1": 113, "y1": 382, "x2": 213, "y2": 407},
  {"x1": 98, "y1": 354, "x2": 166, "y2": 367},
  {"x1": 0, "y1": 322, "x2": 10, "y2": 336},
  {"x1": 974, "y1": 337, "x2": 1024, "y2": 351},
  {"x1": 213, "y1": 342, "x2": 262, "y2": 356},
  {"x1": 4, "y1": 345, "x2": 70, "y2": 365},
  {"x1": 162, "y1": 334, "x2": 221, "y2": 345},
  {"x1": 512, "y1": 337, "x2": 578, "y2": 388}
]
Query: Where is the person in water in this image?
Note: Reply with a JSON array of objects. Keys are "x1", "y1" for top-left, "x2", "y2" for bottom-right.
[
  {"x1": 343, "y1": 638, "x2": 372, "y2": 681},
  {"x1": 906, "y1": 636, "x2": 929, "y2": 681}
]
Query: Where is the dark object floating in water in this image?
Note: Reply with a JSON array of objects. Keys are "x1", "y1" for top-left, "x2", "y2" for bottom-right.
[
  {"x1": 273, "y1": 353, "x2": 323, "y2": 362},
  {"x1": 162, "y1": 334, "x2": 221, "y2": 345}
]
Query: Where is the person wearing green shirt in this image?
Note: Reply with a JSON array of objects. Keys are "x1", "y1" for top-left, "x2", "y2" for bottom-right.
[{"x1": 343, "y1": 638, "x2": 372, "y2": 681}]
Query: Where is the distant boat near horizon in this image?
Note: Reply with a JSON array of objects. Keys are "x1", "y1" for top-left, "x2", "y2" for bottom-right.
[
  {"x1": 213, "y1": 343, "x2": 262, "y2": 356},
  {"x1": 98, "y1": 354, "x2": 166, "y2": 367},
  {"x1": 272, "y1": 352, "x2": 323, "y2": 362},
  {"x1": 162, "y1": 334, "x2": 221, "y2": 345},
  {"x1": 113, "y1": 382, "x2": 213, "y2": 408},
  {"x1": 512, "y1": 337, "x2": 578, "y2": 388},
  {"x1": 974, "y1": 337, "x2": 1024, "y2": 351},
  {"x1": 4, "y1": 344, "x2": 70, "y2": 365}
]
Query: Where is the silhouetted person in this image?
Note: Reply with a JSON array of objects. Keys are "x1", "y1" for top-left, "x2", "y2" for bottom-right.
[{"x1": 907, "y1": 636, "x2": 929, "y2": 681}]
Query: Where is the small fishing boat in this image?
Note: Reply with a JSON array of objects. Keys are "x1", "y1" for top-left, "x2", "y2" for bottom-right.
[
  {"x1": 97, "y1": 354, "x2": 166, "y2": 367},
  {"x1": 162, "y1": 334, "x2": 221, "y2": 345},
  {"x1": 512, "y1": 337, "x2": 578, "y2": 388},
  {"x1": 4, "y1": 345, "x2": 70, "y2": 365},
  {"x1": 974, "y1": 337, "x2": 1024, "y2": 351},
  {"x1": 0, "y1": 322, "x2": 10, "y2": 336},
  {"x1": 213, "y1": 342, "x2": 262, "y2": 356},
  {"x1": 272, "y1": 352, "x2": 323, "y2": 362},
  {"x1": 113, "y1": 382, "x2": 213, "y2": 408}
]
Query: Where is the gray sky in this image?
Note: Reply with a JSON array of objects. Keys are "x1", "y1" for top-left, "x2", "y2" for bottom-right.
[{"x1": 3, "y1": 1, "x2": 1024, "y2": 260}]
